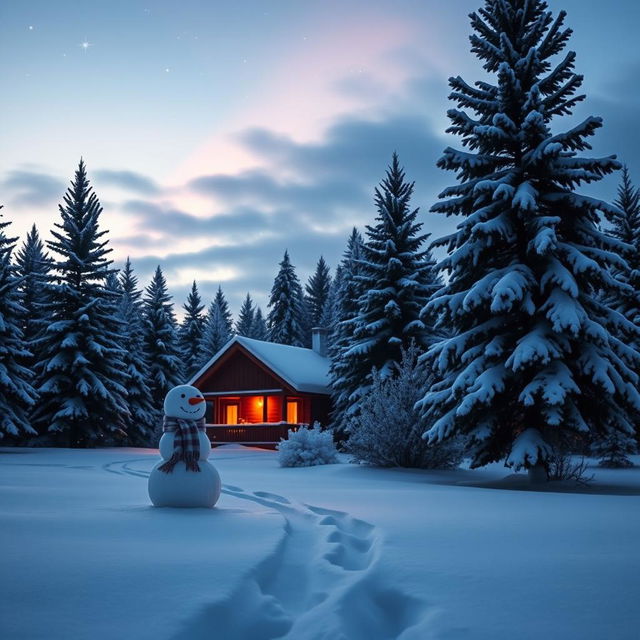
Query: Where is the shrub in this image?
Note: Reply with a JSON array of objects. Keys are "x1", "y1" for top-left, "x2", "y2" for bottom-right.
[
  {"x1": 277, "y1": 422, "x2": 338, "y2": 467},
  {"x1": 345, "y1": 344, "x2": 463, "y2": 469}
]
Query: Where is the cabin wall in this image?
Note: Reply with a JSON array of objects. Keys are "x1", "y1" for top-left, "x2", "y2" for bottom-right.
[
  {"x1": 198, "y1": 350, "x2": 282, "y2": 392},
  {"x1": 241, "y1": 396, "x2": 264, "y2": 423},
  {"x1": 267, "y1": 396, "x2": 282, "y2": 422}
]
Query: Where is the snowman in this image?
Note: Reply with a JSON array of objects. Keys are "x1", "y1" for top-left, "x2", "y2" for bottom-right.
[{"x1": 148, "y1": 385, "x2": 221, "y2": 508}]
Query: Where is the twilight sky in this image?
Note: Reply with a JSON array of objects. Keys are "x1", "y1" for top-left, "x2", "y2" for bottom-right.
[{"x1": 2, "y1": 0, "x2": 640, "y2": 317}]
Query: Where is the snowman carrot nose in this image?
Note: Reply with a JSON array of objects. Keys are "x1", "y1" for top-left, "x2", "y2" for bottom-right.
[{"x1": 188, "y1": 396, "x2": 205, "y2": 405}]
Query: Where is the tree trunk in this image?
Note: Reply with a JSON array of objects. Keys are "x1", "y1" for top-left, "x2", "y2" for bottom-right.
[{"x1": 528, "y1": 462, "x2": 548, "y2": 484}]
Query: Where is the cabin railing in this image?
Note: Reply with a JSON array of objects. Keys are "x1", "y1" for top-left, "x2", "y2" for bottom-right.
[{"x1": 205, "y1": 422, "x2": 302, "y2": 446}]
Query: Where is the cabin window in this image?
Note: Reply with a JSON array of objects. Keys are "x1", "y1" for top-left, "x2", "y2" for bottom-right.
[{"x1": 286, "y1": 400, "x2": 299, "y2": 424}]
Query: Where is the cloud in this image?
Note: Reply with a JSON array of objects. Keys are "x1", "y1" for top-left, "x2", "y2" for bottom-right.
[
  {"x1": 237, "y1": 112, "x2": 449, "y2": 208},
  {"x1": 121, "y1": 199, "x2": 283, "y2": 239},
  {"x1": 92, "y1": 169, "x2": 160, "y2": 195},
  {"x1": 188, "y1": 169, "x2": 368, "y2": 222},
  {"x1": 112, "y1": 95, "x2": 457, "y2": 315},
  {"x1": 2, "y1": 169, "x2": 65, "y2": 208}
]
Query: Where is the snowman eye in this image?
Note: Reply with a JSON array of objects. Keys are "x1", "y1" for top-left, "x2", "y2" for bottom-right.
[{"x1": 181, "y1": 393, "x2": 185, "y2": 398}]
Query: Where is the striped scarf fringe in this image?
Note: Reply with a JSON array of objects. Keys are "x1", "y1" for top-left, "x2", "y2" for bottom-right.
[{"x1": 158, "y1": 416, "x2": 206, "y2": 473}]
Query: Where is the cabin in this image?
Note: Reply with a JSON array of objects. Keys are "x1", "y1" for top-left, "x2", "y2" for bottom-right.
[{"x1": 188, "y1": 329, "x2": 332, "y2": 446}]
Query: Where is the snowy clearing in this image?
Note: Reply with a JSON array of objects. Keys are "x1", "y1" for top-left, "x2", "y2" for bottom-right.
[{"x1": 2, "y1": 446, "x2": 640, "y2": 639}]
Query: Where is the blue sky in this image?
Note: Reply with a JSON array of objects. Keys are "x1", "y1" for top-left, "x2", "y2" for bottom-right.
[{"x1": 2, "y1": 0, "x2": 639, "y2": 316}]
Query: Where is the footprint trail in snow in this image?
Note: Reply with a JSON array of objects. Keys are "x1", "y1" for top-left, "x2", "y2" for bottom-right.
[
  {"x1": 174, "y1": 485, "x2": 427, "y2": 640},
  {"x1": 103, "y1": 458, "x2": 429, "y2": 639}
]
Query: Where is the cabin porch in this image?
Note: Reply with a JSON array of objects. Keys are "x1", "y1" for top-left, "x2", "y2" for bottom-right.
[{"x1": 203, "y1": 391, "x2": 311, "y2": 446}]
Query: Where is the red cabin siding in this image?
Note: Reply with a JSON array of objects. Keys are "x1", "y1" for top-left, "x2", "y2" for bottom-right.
[{"x1": 198, "y1": 349, "x2": 284, "y2": 393}]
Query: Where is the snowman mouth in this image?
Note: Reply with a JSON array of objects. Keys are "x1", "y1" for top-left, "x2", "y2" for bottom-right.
[{"x1": 180, "y1": 405, "x2": 202, "y2": 415}]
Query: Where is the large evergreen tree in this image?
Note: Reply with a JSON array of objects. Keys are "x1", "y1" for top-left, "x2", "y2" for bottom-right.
[
  {"x1": 332, "y1": 155, "x2": 436, "y2": 430},
  {"x1": 419, "y1": 1, "x2": 640, "y2": 475},
  {"x1": 32, "y1": 161, "x2": 129, "y2": 446},
  {"x1": 142, "y1": 265, "x2": 183, "y2": 408},
  {"x1": 117, "y1": 258, "x2": 156, "y2": 443},
  {"x1": 198, "y1": 285, "x2": 233, "y2": 361},
  {"x1": 267, "y1": 250, "x2": 306, "y2": 346},
  {"x1": 305, "y1": 256, "x2": 332, "y2": 328},
  {"x1": 14, "y1": 224, "x2": 53, "y2": 376},
  {"x1": 0, "y1": 207, "x2": 37, "y2": 439},
  {"x1": 235, "y1": 293, "x2": 256, "y2": 336},
  {"x1": 178, "y1": 281, "x2": 206, "y2": 377}
]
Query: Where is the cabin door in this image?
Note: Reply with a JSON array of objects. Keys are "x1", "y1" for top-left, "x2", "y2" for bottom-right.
[
  {"x1": 286, "y1": 400, "x2": 300, "y2": 424},
  {"x1": 225, "y1": 403, "x2": 239, "y2": 425}
]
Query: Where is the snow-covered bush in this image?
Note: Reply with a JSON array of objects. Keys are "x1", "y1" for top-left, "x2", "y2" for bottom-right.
[
  {"x1": 346, "y1": 345, "x2": 462, "y2": 469},
  {"x1": 277, "y1": 422, "x2": 338, "y2": 467}
]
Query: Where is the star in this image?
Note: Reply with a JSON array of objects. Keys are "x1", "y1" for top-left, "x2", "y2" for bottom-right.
[
  {"x1": 80, "y1": 40, "x2": 92, "y2": 51},
  {"x1": 28, "y1": 25, "x2": 34, "y2": 31},
  {"x1": 165, "y1": 67, "x2": 170, "y2": 73}
]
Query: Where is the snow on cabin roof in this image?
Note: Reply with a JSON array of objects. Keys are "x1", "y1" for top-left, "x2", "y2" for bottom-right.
[{"x1": 188, "y1": 335, "x2": 331, "y2": 395}]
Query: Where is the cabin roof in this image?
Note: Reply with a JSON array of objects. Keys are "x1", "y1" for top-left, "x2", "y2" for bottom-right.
[{"x1": 188, "y1": 336, "x2": 331, "y2": 395}]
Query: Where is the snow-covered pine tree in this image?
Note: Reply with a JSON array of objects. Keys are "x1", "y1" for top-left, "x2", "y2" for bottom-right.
[
  {"x1": 594, "y1": 166, "x2": 640, "y2": 466},
  {"x1": 142, "y1": 265, "x2": 183, "y2": 408},
  {"x1": 178, "y1": 281, "x2": 206, "y2": 377},
  {"x1": 14, "y1": 223, "x2": 53, "y2": 377},
  {"x1": 419, "y1": 1, "x2": 640, "y2": 476},
  {"x1": 328, "y1": 228, "x2": 364, "y2": 434},
  {"x1": 32, "y1": 161, "x2": 129, "y2": 446},
  {"x1": 0, "y1": 206, "x2": 37, "y2": 440},
  {"x1": 267, "y1": 250, "x2": 306, "y2": 346},
  {"x1": 334, "y1": 154, "x2": 436, "y2": 430},
  {"x1": 609, "y1": 166, "x2": 640, "y2": 325},
  {"x1": 305, "y1": 256, "x2": 332, "y2": 331},
  {"x1": 117, "y1": 258, "x2": 156, "y2": 444},
  {"x1": 198, "y1": 285, "x2": 233, "y2": 362},
  {"x1": 235, "y1": 293, "x2": 256, "y2": 336},
  {"x1": 250, "y1": 307, "x2": 268, "y2": 340},
  {"x1": 320, "y1": 264, "x2": 342, "y2": 338}
]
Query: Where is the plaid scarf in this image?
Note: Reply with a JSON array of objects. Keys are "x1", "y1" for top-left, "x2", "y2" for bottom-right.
[{"x1": 158, "y1": 416, "x2": 206, "y2": 473}]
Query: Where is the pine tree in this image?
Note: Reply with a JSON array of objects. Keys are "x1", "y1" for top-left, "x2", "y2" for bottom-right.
[
  {"x1": 198, "y1": 286, "x2": 233, "y2": 361},
  {"x1": 305, "y1": 256, "x2": 332, "y2": 328},
  {"x1": 419, "y1": 1, "x2": 640, "y2": 475},
  {"x1": 32, "y1": 161, "x2": 129, "y2": 446},
  {"x1": 320, "y1": 264, "x2": 342, "y2": 336},
  {"x1": 142, "y1": 265, "x2": 183, "y2": 409},
  {"x1": 609, "y1": 166, "x2": 640, "y2": 325},
  {"x1": 329, "y1": 228, "x2": 364, "y2": 434},
  {"x1": 332, "y1": 155, "x2": 436, "y2": 431},
  {"x1": 236, "y1": 293, "x2": 256, "y2": 336},
  {"x1": 14, "y1": 224, "x2": 53, "y2": 375},
  {"x1": 267, "y1": 251, "x2": 306, "y2": 346},
  {"x1": 178, "y1": 281, "x2": 206, "y2": 377},
  {"x1": 117, "y1": 258, "x2": 156, "y2": 443},
  {"x1": 0, "y1": 207, "x2": 37, "y2": 439},
  {"x1": 595, "y1": 167, "x2": 640, "y2": 466},
  {"x1": 251, "y1": 307, "x2": 268, "y2": 340}
]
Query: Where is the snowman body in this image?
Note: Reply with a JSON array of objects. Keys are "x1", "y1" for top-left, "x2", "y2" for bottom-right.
[{"x1": 148, "y1": 385, "x2": 221, "y2": 508}]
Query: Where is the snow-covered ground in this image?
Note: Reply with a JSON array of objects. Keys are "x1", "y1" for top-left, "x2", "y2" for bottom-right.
[{"x1": 1, "y1": 446, "x2": 639, "y2": 639}]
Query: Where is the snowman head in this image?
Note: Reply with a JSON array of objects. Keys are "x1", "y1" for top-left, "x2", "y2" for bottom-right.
[{"x1": 164, "y1": 385, "x2": 207, "y2": 420}]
